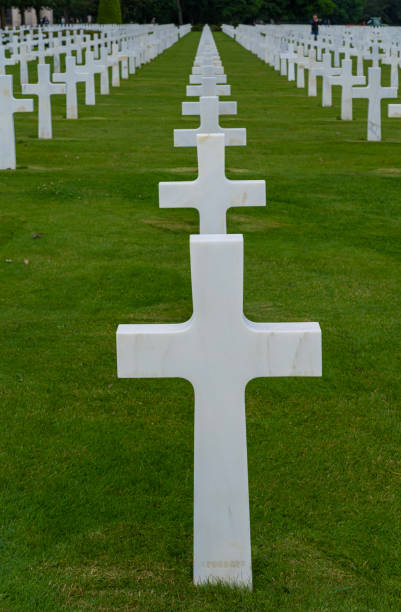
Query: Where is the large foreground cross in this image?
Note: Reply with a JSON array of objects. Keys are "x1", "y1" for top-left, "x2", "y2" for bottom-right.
[{"x1": 117, "y1": 234, "x2": 321, "y2": 587}]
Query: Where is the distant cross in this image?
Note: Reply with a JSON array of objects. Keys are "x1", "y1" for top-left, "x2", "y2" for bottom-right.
[
  {"x1": 107, "y1": 42, "x2": 121, "y2": 87},
  {"x1": 174, "y1": 96, "x2": 246, "y2": 147},
  {"x1": 189, "y1": 65, "x2": 227, "y2": 85},
  {"x1": 53, "y1": 56, "x2": 90, "y2": 119},
  {"x1": 351, "y1": 66, "x2": 397, "y2": 141},
  {"x1": 0, "y1": 75, "x2": 33, "y2": 169},
  {"x1": 13, "y1": 42, "x2": 34, "y2": 85},
  {"x1": 320, "y1": 52, "x2": 341, "y2": 107},
  {"x1": 99, "y1": 46, "x2": 111, "y2": 94},
  {"x1": 117, "y1": 234, "x2": 322, "y2": 587},
  {"x1": 382, "y1": 49, "x2": 401, "y2": 89},
  {"x1": 308, "y1": 54, "x2": 325, "y2": 97},
  {"x1": 363, "y1": 40, "x2": 382, "y2": 68},
  {"x1": 76, "y1": 50, "x2": 97, "y2": 105},
  {"x1": 159, "y1": 134, "x2": 265, "y2": 233},
  {"x1": 82, "y1": 48, "x2": 109, "y2": 96},
  {"x1": 187, "y1": 77, "x2": 230, "y2": 98},
  {"x1": 328, "y1": 59, "x2": 365, "y2": 121},
  {"x1": 22, "y1": 63, "x2": 65, "y2": 139}
]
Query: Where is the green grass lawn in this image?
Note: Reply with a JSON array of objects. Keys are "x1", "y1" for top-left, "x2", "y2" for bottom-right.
[{"x1": 1, "y1": 31, "x2": 401, "y2": 610}]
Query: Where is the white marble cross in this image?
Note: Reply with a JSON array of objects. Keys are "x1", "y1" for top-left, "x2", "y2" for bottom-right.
[
  {"x1": 382, "y1": 49, "x2": 401, "y2": 89},
  {"x1": 320, "y1": 52, "x2": 341, "y2": 107},
  {"x1": 328, "y1": 59, "x2": 365, "y2": 120},
  {"x1": 14, "y1": 43, "x2": 34, "y2": 85},
  {"x1": 22, "y1": 63, "x2": 65, "y2": 139},
  {"x1": 174, "y1": 97, "x2": 246, "y2": 147},
  {"x1": 159, "y1": 134, "x2": 265, "y2": 233},
  {"x1": 187, "y1": 77, "x2": 230, "y2": 98},
  {"x1": 99, "y1": 46, "x2": 111, "y2": 94},
  {"x1": 351, "y1": 66, "x2": 397, "y2": 141},
  {"x1": 117, "y1": 234, "x2": 322, "y2": 587},
  {"x1": 107, "y1": 42, "x2": 121, "y2": 87},
  {"x1": 53, "y1": 56, "x2": 90, "y2": 119},
  {"x1": 189, "y1": 65, "x2": 227, "y2": 85},
  {"x1": 0, "y1": 75, "x2": 33, "y2": 169},
  {"x1": 76, "y1": 51, "x2": 97, "y2": 105},
  {"x1": 82, "y1": 48, "x2": 108, "y2": 96}
]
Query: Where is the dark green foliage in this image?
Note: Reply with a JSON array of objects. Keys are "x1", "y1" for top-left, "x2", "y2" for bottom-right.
[
  {"x1": 1, "y1": 32, "x2": 401, "y2": 610},
  {"x1": 119, "y1": 0, "x2": 401, "y2": 25},
  {"x1": 97, "y1": 0, "x2": 122, "y2": 23}
]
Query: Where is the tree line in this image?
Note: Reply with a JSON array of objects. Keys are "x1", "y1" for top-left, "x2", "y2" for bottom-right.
[
  {"x1": 1, "y1": 0, "x2": 400, "y2": 30},
  {"x1": 121, "y1": 0, "x2": 401, "y2": 27}
]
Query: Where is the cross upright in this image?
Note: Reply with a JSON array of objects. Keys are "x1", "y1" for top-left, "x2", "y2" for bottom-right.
[
  {"x1": 351, "y1": 66, "x2": 397, "y2": 141},
  {"x1": 187, "y1": 77, "x2": 230, "y2": 98},
  {"x1": 159, "y1": 134, "x2": 265, "y2": 233},
  {"x1": 328, "y1": 59, "x2": 365, "y2": 120},
  {"x1": 22, "y1": 63, "x2": 65, "y2": 139},
  {"x1": 117, "y1": 234, "x2": 322, "y2": 587},
  {"x1": 0, "y1": 74, "x2": 33, "y2": 170},
  {"x1": 174, "y1": 96, "x2": 246, "y2": 147},
  {"x1": 53, "y1": 56, "x2": 90, "y2": 119}
]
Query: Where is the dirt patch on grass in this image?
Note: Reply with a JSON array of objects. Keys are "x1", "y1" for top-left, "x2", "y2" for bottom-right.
[
  {"x1": 374, "y1": 168, "x2": 401, "y2": 175},
  {"x1": 143, "y1": 217, "x2": 196, "y2": 233},
  {"x1": 229, "y1": 213, "x2": 286, "y2": 231}
]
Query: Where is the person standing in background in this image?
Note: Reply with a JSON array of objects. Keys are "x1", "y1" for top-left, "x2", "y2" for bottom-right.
[{"x1": 310, "y1": 14, "x2": 321, "y2": 40}]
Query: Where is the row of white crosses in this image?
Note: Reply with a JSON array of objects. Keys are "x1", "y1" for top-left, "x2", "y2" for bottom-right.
[
  {"x1": 117, "y1": 25, "x2": 322, "y2": 588},
  {"x1": 0, "y1": 23, "x2": 191, "y2": 169},
  {"x1": 225, "y1": 24, "x2": 401, "y2": 142}
]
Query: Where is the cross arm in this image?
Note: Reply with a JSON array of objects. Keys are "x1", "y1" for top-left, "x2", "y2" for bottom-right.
[
  {"x1": 117, "y1": 321, "x2": 193, "y2": 379},
  {"x1": 246, "y1": 320, "x2": 322, "y2": 378},
  {"x1": 226, "y1": 178, "x2": 266, "y2": 208},
  {"x1": 12, "y1": 97, "x2": 33, "y2": 113},
  {"x1": 51, "y1": 83, "x2": 67, "y2": 95},
  {"x1": 186, "y1": 84, "x2": 231, "y2": 97},
  {"x1": 388, "y1": 104, "x2": 401, "y2": 118},
  {"x1": 159, "y1": 178, "x2": 198, "y2": 209},
  {"x1": 174, "y1": 127, "x2": 246, "y2": 147},
  {"x1": 182, "y1": 100, "x2": 237, "y2": 115},
  {"x1": 21, "y1": 83, "x2": 38, "y2": 95},
  {"x1": 189, "y1": 74, "x2": 227, "y2": 84}
]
